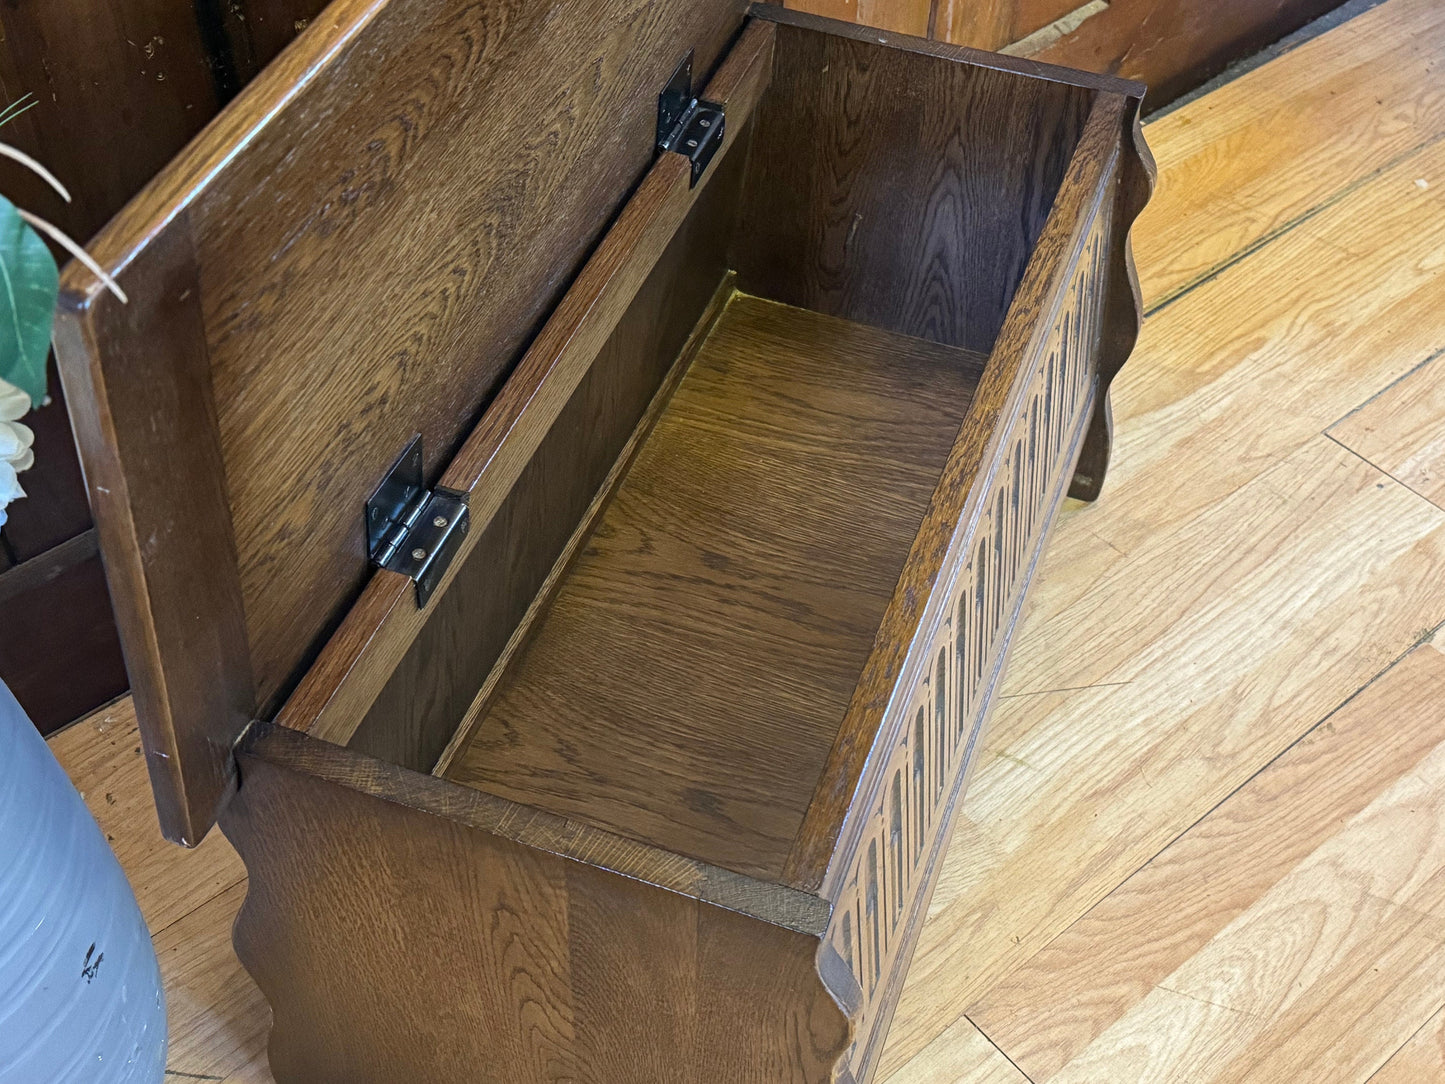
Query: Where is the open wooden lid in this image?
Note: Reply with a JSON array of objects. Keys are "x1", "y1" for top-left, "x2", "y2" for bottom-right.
[{"x1": 53, "y1": 0, "x2": 748, "y2": 844}]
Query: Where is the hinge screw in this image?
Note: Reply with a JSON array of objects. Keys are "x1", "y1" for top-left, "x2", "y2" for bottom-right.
[
  {"x1": 433, "y1": 515, "x2": 448, "y2": 528},
  {"x1": 411, "y1": 547, "x2": 428, "y2": 561}
]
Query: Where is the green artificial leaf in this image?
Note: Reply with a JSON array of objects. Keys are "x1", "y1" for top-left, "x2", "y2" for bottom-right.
[{"x1": 0, "y1": 195, "x2": 58, "y2": 409}]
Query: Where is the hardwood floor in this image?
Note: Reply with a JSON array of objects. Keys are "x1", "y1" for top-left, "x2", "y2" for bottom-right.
[{"x1": 47, "y1": 0, "x2": 1445, "y2": 1079}]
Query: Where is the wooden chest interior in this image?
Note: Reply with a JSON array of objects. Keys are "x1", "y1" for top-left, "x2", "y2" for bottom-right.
[{"x1": 55, "y1": 4, "x2": 1152, "y2": 1081}]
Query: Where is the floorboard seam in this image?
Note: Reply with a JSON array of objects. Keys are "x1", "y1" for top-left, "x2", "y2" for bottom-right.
[
  {"x1": 150, "y1": 874, "x2": 248, "y2": 938},
  {"x1": 1326, "y1": 343, "x2": 1445, "y2": 432},
  {"x1": 1362, "y1": 999, "x2": 1445, "y2": 1082},
  {"x1": 998, "y1": 680, "x2": 1132, "y2": 699},
  {"x1": 950, "y1": 620, "x2": 1445, "y2": 1040},
  {"x1": 1144, "y1": 131, "x2": 1445, "y2": 319},
  {"x1": 965, "y1": 1014, "x2": 1038, "y2": 1083},
  {"x1": 1321, "y1": 431, "x2": 1445, "y2": 515}
]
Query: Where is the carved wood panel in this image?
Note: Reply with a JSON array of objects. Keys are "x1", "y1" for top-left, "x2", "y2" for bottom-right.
[{"x1": 827, "y1": 201, "x2": 1111, "y2": 1082}]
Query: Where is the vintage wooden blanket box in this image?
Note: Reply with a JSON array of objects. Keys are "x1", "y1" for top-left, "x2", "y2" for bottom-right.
[{"x1": 54, "y1": 1, "x2": 1153, "y2": 1079}]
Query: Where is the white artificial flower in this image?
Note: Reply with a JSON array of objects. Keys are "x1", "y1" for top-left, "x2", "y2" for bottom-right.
[
  {"x1": 0, "y1": 375, "x2": 34, "y2": 528},
  {"x1": 0, "y1": 376, "x2": 28, "y2": 422}
]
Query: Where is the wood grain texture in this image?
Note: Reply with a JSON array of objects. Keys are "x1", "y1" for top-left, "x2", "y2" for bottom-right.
[
  {"x1": 870, "y1": 16, "x2": 1445, "y2": 1073},
  {"x1": 826, "y1": 167, "x2": 1114, "y2": 1081},
  {"x1": 1371, "y1": 1003, "x2": 1445, "y2": 1084},
  {"x1": 345, "y1": 143, "x2": 748, "y2": 772},
  {"x1": 1021, "y1": 647, "x2": 1445, "y2": 1082},
  {"x1": 53, "y1": 219, "x2": 255, "y2": 846},
  {"x1": 782, "y1": 0, "x2": 934, "y2": 37},
  {"x1": 1018, "y1": 124, "x2": 1445, "y2": 644},
  {"x1": 877, "y1": 432, "x2": 1445, "y2": 1077},
  {"x1": 933, "y1": 0, "x2": 1096, "y2": 53},
  {"x1": 788, "y1": 0, "x2": 1352, "y2": 107},
  {"x1": 46, "y1": 697, "x2": 246, "y2": 934},
  {"x1": 52, "y1": 7, "x2": 1445, "y2": 1080},
  {"x1": 156, "y1": 881, "x2": 270, "y2": 1083},
  {"x1": 969, "y1": 643, "x2": 1445, "y2": 1080},
  {"x1": 0, "y1": 0, "x2": 327, "y2": 731},
  {"x1": 787, "y1": 92, "x2": 1129, "y2": 894},
  {"x1": 52, "y1": 0, "x2": 750, "y2": 841},
  {"x1": 737, "y1": 8, "x2": 1122, "y2": 356},
  {"x1": 277, "y1": 21, "x2": 773, "y2": 752},
  {"x1": 1028, "y1": 0, "x2": 1349, "y2": 104},
  {"x1": 1134, "y1": 0, "x2": 1445, "y2": 308},
  {"x1": 223, "y1": 726, "x2": 849, "y2": 1083},
  {"x1": 1330, "y1": 347, "x2": 1445, "y2": 512},
  {"x1": 446, "y1": 294, "x2": 988, "y2": 880},
  {"x1": 886, "y1": 1016, "x2": 1029, "y2": 1084},
  {"x1": 0, "y1": 551, "x2": 128, "y2": 734}
]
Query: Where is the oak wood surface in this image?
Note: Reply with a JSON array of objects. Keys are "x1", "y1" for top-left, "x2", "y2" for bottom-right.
[
  {"x1": 882, "y1": 433, "x2": 1445, "y2": 1076},
  {"x1": 991, "y1": 644, "x2": 1445, "y2": 1083},
  {"x1": 786, "y1": 0, "x2": 1352, "y2": 107},
  {"x1": 968, "y1": 642, "x2": 1445, "y2": 1080},
  {"x1": 1370, "y1": 1002, "x2": 1445, "y2": 1084},
  {"x1": 784, "y1": 90, "x2": 1137, "y2": 894},
  {"x1": 50, "y1": 5, "x2": 1445, "y2": 1078},
  {"x1": 222, "y1": 726, "x2": 849, "y2": 1083},
  {"x1": 346, "y1": 148, "x2": 746, "y2": 772},
  {"x1": 52, "y1": 0, "x2": 750, "y2": 843},
  {"x1": 1010, "y1": 120, "x2": 1445, "y2": 648},
  {"x1": 446, "y1": 293, "x2": 987, "y2": 880},
  {"x1": 1026, "y1": 0, "x2": 1349, "y2": 104},
  {"x1": 875, "y1": 3, "x2": 1445, "y2": 1076},
  {"x1": 1330, "y1": 346, "x2": 1445, "y2": 512},
  {"x1": 277, "y1": 19, "x2": 774, "y2": 753},
  {"x1": 1134, "y1": 0, "x2": 1445, "y2": 309},
  {"x1": 736, "y1": 9, "x2": 1115, "y2": 356},
  {"x1": 54, "y1": 218, "x2": 256, "y2": 847}
]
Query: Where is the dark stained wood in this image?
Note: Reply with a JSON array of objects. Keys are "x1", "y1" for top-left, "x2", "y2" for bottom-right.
[
  {"x1": 0, "y1": 528, "x2": 98, "y2": 605},
  {"x1": 59, "y1": 8, "x2": 1155, "y2": 1080},
  {"x1": 53, "y1": 218, "x2": 255, "y2": 846},
  {"x1": 820, "y1": 136, "x2": 1120, "y2": 1079},
  {"x1": 53, "y1": 0, "x2": 751, "y2": 842},
  {"x1": 790, "y1": 0, "x2": 1351, "y2": 109},
  {"x1": 0, "y1": 0, "x2": 325, "y2": 733},
  {"x1": 280, "y1": 22, "x2": 775, "y2": 751},
  {"x1": 348, "y1": 155, "x2": 748, "y2": 771},
  {"x1": 1030, "y1": 0, "x2": 1350, "y2": 105},
  {"x1": 223, "y1": 724, "x2": 849, "y2": 1083},
  {"x1": 735, "y1": 7, "x2": 1102, "y2": 355},
  {"x1": 0, "y1": 552, "x2": 128, "y2": 735},
  {"x1": 784, "y1": 90, "x2": 1136, "y2": 893},
  {"x1": 445, "y1": 294, "x2": 987, "y2": 879},
  {"x1": 1070, "y1": 99, "x2": 1156, "y2": 500}
]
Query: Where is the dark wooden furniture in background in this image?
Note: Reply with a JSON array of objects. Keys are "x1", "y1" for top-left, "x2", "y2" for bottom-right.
[
  {"x1": 787, "y1": 0, "x2": 1350, "y2": 105},
  {"x1": 0, "y1": 0, "x2": 324, "y2": 732},
  {"x1": 55, "y1": 0, "x2": 1151, "y2": 1077}
]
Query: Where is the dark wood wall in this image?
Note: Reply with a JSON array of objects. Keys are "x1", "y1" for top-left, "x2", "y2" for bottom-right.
[
  {"x1": 0, "y1": 0, "x2": 325, "y2": 733},
  {"x1": 786, "y1": 0, "x2": 1351, "y2": 104}
]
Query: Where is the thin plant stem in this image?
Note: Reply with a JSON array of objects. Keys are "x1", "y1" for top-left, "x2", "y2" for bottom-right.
[
  {"x1": 17, "y1": 210, "x2": 126, "y2": 303},
  {"x1": 0, "y1": 143, "x2": 70, "y2": 203},
  {"x1": 0, "y1": 96, "x2": 36, "y2": 130}
]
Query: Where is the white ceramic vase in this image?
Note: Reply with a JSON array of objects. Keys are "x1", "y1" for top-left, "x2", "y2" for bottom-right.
[{"x1": 0, "y1": 680, "x2": 166, "y2": 1083}]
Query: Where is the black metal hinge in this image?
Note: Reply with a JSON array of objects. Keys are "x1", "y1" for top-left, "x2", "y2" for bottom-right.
[
  {"x1": 365, "y1": 435, "x2": 469, "y2": 608},
  {"x1": 656, "y1": 51, "x2": 725, "y2": 186}
]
